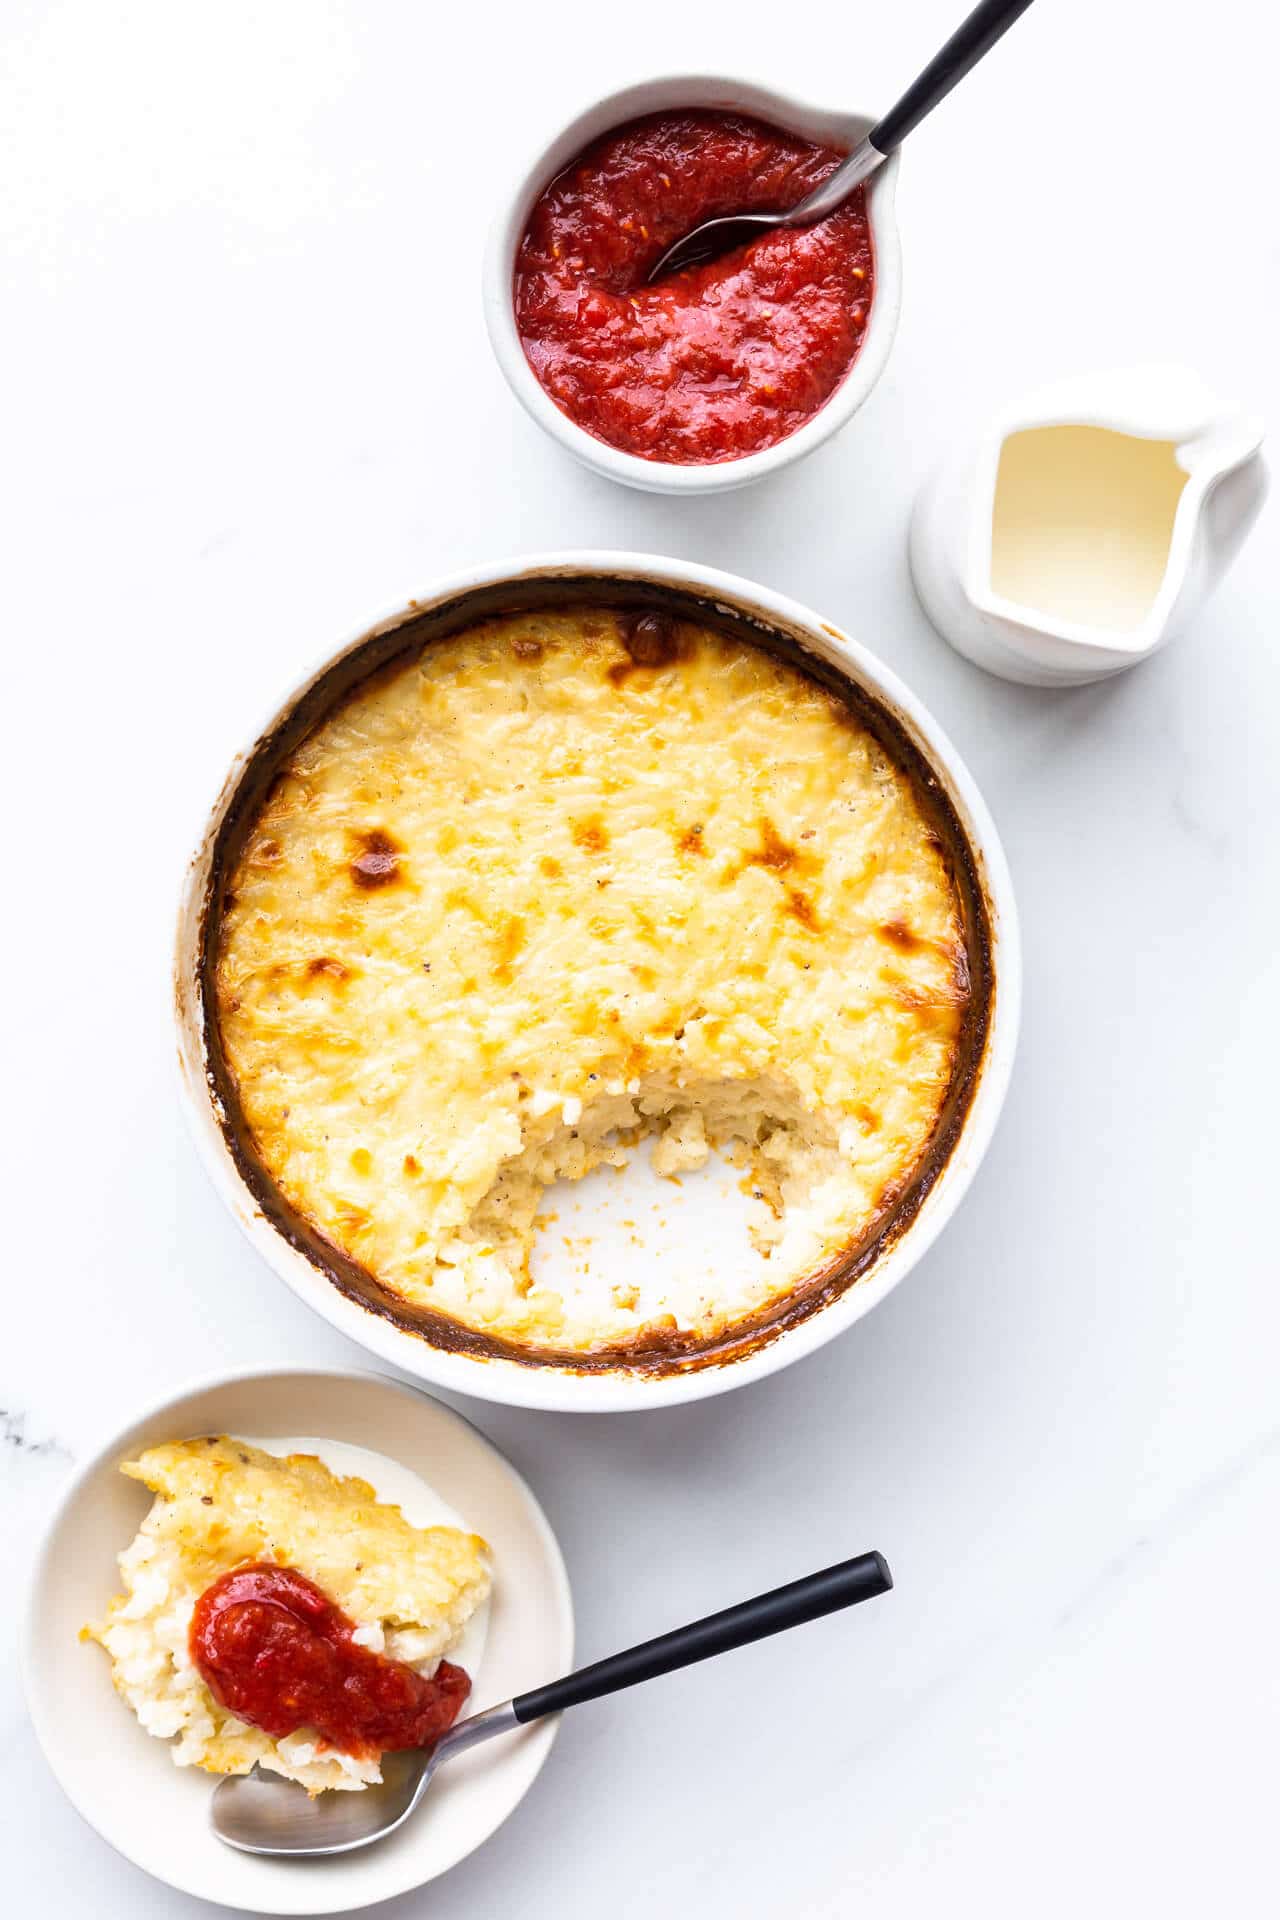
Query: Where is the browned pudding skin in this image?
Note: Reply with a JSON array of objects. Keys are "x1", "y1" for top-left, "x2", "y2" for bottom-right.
[
  {"x1": 607, "y1": 610, "x2": 684, "y2": 685},
  {"x1": 199, "y1": 578, "x2": 994, "y2": 1377},
  {"x1": 746, "y1": 818, "x2": 803, "y2": 873},
  {"x1": 622, "y1": 611, "x2": 679, "y2": 665},
  {"x1": 879, "y1": 918, "x2": 922, "y2": 954},
  {"x1": 307, "y1": 956, "x2": 352, "y2": 982},
  {"x1": 785, "y1": 889, "x2": 819, "y2": 931},
  {"x1": 350, "y1": 828, "x2": 404, "y2": 890},
  {"x1": 717, "y1": 819, "x2": 819, "y2": 941},
  {"x1": 570, "y1": 816, "x2": 610, "y2": 855}
]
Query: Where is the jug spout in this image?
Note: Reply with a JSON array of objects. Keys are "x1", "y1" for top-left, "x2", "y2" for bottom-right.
[{"x1": 1175, "y1": 408, "x2": 1266, "y2": 484}]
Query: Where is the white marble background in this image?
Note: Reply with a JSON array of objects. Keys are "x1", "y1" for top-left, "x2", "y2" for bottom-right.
[{"x1": 4, "y1": 1, "x2": 1277, "y2": 1913}]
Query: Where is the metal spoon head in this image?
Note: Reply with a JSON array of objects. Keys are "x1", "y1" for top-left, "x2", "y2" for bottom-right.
[
  {"x1": 646, "y1": 135, "x2": 886, "y2": 282},
  {"x1": 647, "y1": 212, "x2": 781, "y2": 281},
  {"x1": 211, "y1": 1748, "x2": 435, "y2": 1857},
  {"x1": 208, "y1": 1703, "x2": 519, "y2": 1857}
]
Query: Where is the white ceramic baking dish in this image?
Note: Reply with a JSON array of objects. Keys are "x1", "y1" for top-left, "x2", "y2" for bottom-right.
[
  {"x1": 175, "y1": 553, "x2": 1019, "y2": 1412},
  {"x1": 482, "y1": 76, "x2": 902, "y2": 495}
]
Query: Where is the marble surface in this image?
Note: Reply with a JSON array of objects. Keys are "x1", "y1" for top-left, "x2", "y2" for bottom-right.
[{"x1": 4, "y1": 1, "x2": 1277, "y2": 1912}]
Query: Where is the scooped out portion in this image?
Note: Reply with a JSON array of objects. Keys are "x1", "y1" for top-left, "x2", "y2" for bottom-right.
[
  {"x1": 212, "y1": 606, "x2": 979, "y2": 1363},
  {"x1": 84, "y1": 1439, "x2": 490, "y2": 1792}
]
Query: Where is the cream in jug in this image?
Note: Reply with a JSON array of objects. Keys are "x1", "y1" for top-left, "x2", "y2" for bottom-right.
[{"x1": 910, "y1": 366, "x2": 1267, "y2": 686}]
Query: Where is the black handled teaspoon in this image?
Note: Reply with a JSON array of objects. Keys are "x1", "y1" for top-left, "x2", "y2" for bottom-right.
[{"x1": 211, "y1": 1549, "x2": 892, "y2": 1857}]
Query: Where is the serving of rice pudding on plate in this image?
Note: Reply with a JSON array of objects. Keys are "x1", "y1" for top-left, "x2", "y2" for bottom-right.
[
  {"x1": 85, "y1": 1437, "x2": 490, "y2": 1793},
  {"x1": 205, "y1": 596, "x2": 991, "y2": 1371}
]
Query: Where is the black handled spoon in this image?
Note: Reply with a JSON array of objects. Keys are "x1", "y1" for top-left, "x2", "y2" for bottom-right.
[
  {"x1": 211, "y1": 1549, "x2": 892, "y2": 1857},
  {"x1": 650, "y1": 0, "x2": 1037, "y2": 279}
]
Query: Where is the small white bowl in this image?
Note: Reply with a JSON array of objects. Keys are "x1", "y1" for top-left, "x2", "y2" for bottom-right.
[
  {"x1": 174, "y1": 552, "x2": 1020, "y2": 1416},
  {"x1": 482, "y1": 75, "x2": 902, "y2": 495},
  {"x1": 24, "y1": 1368, "x2": 573, "y2": 1915}
]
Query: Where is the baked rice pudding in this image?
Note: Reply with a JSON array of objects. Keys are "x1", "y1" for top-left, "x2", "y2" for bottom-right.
[
  {"x1": 209, "y1": 604, "x2": 986, "y2": 1366},
  {"x1": 84, "y1": 1439, "x2": 490, "y2": 1791}
]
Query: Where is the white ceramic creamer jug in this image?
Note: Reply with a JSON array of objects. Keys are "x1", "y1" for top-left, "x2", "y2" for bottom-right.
[{"x1": 910, "y1": 365, "x2": 1267, "y2": 686}]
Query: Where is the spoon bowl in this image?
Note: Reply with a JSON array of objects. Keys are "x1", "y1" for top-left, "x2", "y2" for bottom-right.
[
  {"x1": 648, "y1": 138, "x2": 884, "y2": 279},
  {"x1": 212, "y1": 1753, "x2": 428, "y2": 1858},
  {"x1": 212, "y1": 1705, "x2": 520, "y2": 1857}
]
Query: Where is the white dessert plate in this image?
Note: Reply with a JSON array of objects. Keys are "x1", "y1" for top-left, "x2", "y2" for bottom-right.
[{"x1": 23, "y1": 1367, "x2": 573, "y2": 1914}]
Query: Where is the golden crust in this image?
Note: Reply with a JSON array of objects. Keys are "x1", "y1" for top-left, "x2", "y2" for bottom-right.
[
  {"x1": 117, "y1": 1438, "x2": 488, "y2": 1629},
  {"x1": 214, "y1": 610, "x2": 970, "y2": 1352}
]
